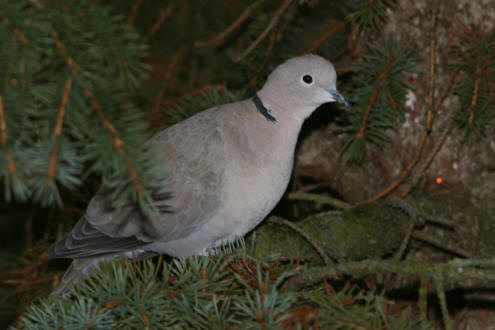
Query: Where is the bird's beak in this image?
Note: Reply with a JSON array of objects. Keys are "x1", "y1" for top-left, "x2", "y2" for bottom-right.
[{"x1": 328, "y1": 89, "x2": 349, "y2": 108}]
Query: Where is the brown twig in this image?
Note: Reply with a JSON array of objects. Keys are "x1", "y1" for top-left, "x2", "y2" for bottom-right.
[
  {"x1": 127, "y1": 0, "x2": 143, "y2": 25},
  {"x1": 366, "y1": 131, "x2": 427, "y2": 203},
  {"x1": 0, "y1": 95, "x2": 9, "y2": 149},
  {"x1": 194, "y1": 0, "x2": 265, "y2": 48},
  {"x1": 386, "y1": 87, "x2": 397, "y2": 111},
  {"x1": 311, "y1": 210, "x2": 343, "y2": 219},
  {"x1": 357, "y1": 60, "x2": 393, "y2": 138},
  {"x1": 0, "y1": 94, "x2": 17, "y2": 176},
  {"x1": 387, "y1": 196, "x2": 457, "y2": 228},
  {"x1": 287, "y1": 191, "x2": 351, "y2": 210},
  {"x1": 269, "y1": 216, "x2": 333, "y2": 266},
  {"x1": 383, "y1": 217, "x2": 415, "y2": 285},
  {"x1": 357, "y1": 88, "x2": 379, "y2": 138},
  {"x1": 301, "y1": 22, "x2": 347, "y2": 54},
  {"x1": 235, "y1": 0, "x2": 293, "y2": 62},
  {"x1": 51, "y1": 30, "x2": 79, "y2": 74},
  {"x1": 288, "y1": 259, "x2": 495, "y2": 290},
  {"x1": 366, "y1": 15, "x2": 438, "y2": 203},
  {"x1": 217, "y1": 253, "x2": 269, "y2": 276},
  {"x1": 411, "y1": 231, "x2": 471, "y2": 258},
  {"x1": 163, "y1": 47, "x2": 187, "y2": 91},
  {"x1": 425, "y1": 41, "x2": 435, "y2": 131},
  {"x1": 28, "y1": 0, "x2": 43, "y2": 9},
  {"x1": 393, "y1": 219, "x2": 415, "y2": 262},
  {"x1": 464, "y1": 48, "x2": 482, "y2": 129},
  {"x1": 46, "y1": 76, "x2": 73, "y2": 182},
  {"x1": 432, "y1": 69, "x2": 462, "y2": 114},
  {"x1": 142, "y1": 3, "x2": 175, "y2": 43},
  {"x1": 434, "y1": 278, "x2": 453, "y2": 330},
  {"x1": 266, "y1": 30, "x2": 277, "y2": 54},
  {"x1": 401, "y1": 121, "x2": 454, "y2": 196},
  {"x1": 84, "y1": 88, "x2": 144, "y2": 194},
  {"x1": 85, "y1": 90, "x2": 122, "y2": 147},
  {"x1": 0, "y1": 13, "x2": 28, "y2": 45},
  {"x1": 418, "y1": 276, "x2": 428, "y2": 322},
  {"x1": 423, "y1": 212, "x2": 457, "y2": 228}
]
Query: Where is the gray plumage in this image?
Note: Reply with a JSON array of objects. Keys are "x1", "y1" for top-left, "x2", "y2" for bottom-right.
[{"x1": 49, "y1": 54, "x2": 348, "y2": 296}]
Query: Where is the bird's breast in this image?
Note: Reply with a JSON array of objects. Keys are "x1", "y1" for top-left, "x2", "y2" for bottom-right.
[{"x1": 216, "y1": 124, "x2": 298, "y2": 238}]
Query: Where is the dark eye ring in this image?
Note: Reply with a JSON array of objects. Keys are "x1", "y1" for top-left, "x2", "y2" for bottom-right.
[{"x1": 302, "y1": 74, "x2": 313, "y2": 84}]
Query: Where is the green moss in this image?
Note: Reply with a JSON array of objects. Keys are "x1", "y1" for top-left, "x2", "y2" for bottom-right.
[
  {"x1": 318, "y1": 202, "x2": 408, "y2": 261},
  {"x1": 252, "y1": 201, "x2": 410, "y2": 263},
  {"x1": 406, "y1": 190, "x2": 495, "y2": 257}
]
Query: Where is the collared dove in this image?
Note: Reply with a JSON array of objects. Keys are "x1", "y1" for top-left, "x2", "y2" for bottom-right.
[{"x1": 49, "y1": 54, "x2": 348, "y2": 296}]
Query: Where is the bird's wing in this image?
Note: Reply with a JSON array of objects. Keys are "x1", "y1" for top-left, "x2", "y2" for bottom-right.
[
  {"x1": 50, "y1": 108, "x2": 227, "y2": 259},
  {"x1": 49, "y1": 216, "x2": 147, "y2": 258}
]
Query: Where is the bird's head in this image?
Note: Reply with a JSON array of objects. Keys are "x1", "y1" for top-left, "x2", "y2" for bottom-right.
[{"x1": 257, "y1": 54, "x2": 348, "y2": 121}]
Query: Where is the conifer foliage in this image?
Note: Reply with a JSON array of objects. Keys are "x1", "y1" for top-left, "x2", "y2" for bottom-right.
[
  {"x1": 17, "y1": 241, "x2": 433, "y2": 329},
  {"x1": 1, "y1": 0, "x2": 495, "y2": 328},
  {"x1": 0, "y1": 0, "x2": 161, "y2": 210},
  {"x1": 339, "y1": 38, "x2": 420, "y2": 163}
]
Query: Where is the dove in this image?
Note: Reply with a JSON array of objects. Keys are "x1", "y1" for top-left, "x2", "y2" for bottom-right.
[{"x1": 49, "y1": 54, "x2": 348, "y2": 295}]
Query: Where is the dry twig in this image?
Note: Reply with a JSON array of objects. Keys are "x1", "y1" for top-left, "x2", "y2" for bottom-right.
[
  {"x1": 366, "y1": 13, "x2": 439, "y2": 203},
  {"x1": 127, "y1": 0, "x2": 143, "y2": 25},
  {"x1": 412, "y1": 231, "x2": 471, "y2": 258},
  {"x1": 302, "y1": 22, "x2": 347, "y2": 54},
  {"x1": 84, "y1": 89, "x2": 145, "y2": 194},
  {"x1": 46, "y1": 76, "x2": 73, "y2": 182},
  {"x1": 0, "y1": 94, "x2": 17, "y2": 176},
  {"x1": 269, "y1": 216, "x2": 333, "y2": 266},
  {"x1": 235, "y1": 0, "x2": 293, "y2": 62},
  {"x1": 194, "y1": 0, "x2": 265, "y2": 48},
  {"x1": 288, "y1": 191, "x2": 351, "y2": 210},
  {"x1": 142, "y1": 3, "x2": 175, "y2": 43}
]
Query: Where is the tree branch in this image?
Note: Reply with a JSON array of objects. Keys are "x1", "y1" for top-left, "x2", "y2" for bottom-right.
[
  {"x1": 269, "y1": 216, "x2": 333, "y2": 266},
  {"x1": 84, "y1": 88, "x2": 144, "y2": 194},
  {"x1": 301, "y1": 22, "x2": 347, "y2": 54},
  {"x1": 287, "y1": 191, "x2": 351, "y2": 210},
  {"x1": 142, "y1": 3, "x2": 175, "y2": 43},
  {"x1": 194, "y1": 0, "x2": 265, "y2": 48},
  {"x1": 0, "y1": 13, "x2": 28, "y2": 45},
  {"x1": 235, "y1": 0, "x2": 293, "y2": 62},
  {"x1": 46, "y1": 75, "x2": 73, "y2": 182},
  {"x1": 0, "y1": 94, "x2": 17, "y2": 177}
]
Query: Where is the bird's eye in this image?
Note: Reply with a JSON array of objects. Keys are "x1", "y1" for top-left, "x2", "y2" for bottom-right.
[{"x1": 302, "y1": 74, "x2": 313, "y2": 84}]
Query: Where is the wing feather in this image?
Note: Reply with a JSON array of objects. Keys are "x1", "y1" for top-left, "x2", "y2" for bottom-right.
[{"x1": 49, "y1": 107, "x2": 227, "y2": 259}]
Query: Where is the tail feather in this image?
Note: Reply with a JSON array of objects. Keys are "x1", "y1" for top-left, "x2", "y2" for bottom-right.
[
  {"x1": 51, "y1": 257, "x2": 100, "y2": 297},
  {"x1": 51, "y1": 250, "x2": 155, "y2": 297}
]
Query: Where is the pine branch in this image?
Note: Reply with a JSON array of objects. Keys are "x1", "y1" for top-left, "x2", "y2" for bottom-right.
[
  {"x1": 84, "y1": 89, "x2": 144, "y2": 195},
  {"x1": 346, "y1": 0, "x2": 397, "y2": 31},
  {"x1": 0, "y1": 94, "x2": 16, "y2": 178},
  {"x1": 301, "y1": 22, "x2": 347, "y2": 54},
  {"x1": 366, "y1": 19, "x2": 437, "y2": 201},
  {"x1": 0, "y1": 12, "x2": 28, "y2": 45},
  {"x1": 451, "y1": 30, "x2": 495, "y2": 141},
  {"x1": 338, "y1": 37, "x2": 420, "y2": 163},
  {"x1": 51, "y1": 30, "x2": 79, "y2": 74},
  {"x1": 194, "y1": 0, "x2": 265, "y2": 48},
  {"x1": 0, "y1": 0, "x2": 156, "y2": 208},
  {"x1": 289, "y1": 258, "x2": 495, "y2": 289},
  {"x1": 45, "y1": 76, "x2": 73, "y2": 185},
  {"x1": 126, "y1": 0, "x2": 143, "y2": 25},
  {"x1": 235, "y1": 0, "x2": 294, "y2": 62},
  {"x1": 141, "y1": 3, "x2": 175, "y2": 44}
]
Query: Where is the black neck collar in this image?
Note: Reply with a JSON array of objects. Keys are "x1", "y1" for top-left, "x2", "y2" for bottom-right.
[{"x1": 252, "y1": 93, "x2": 277, "y2": 122}]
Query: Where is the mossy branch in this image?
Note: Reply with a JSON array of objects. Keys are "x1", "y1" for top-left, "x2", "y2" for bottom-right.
[{"x1": 289, "y1": 258, "x2": 495, "y2": 289}]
